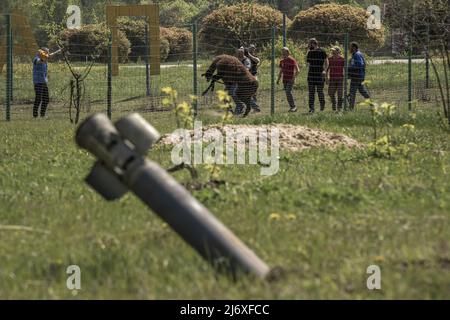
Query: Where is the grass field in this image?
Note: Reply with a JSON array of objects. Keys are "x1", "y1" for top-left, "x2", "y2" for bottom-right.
[
  {"x1": 0, "y1": 57, "x2": 449, "y2": 299},
  {"x1": 0, "y1": 106, "x2": 449, "y2": 299}
]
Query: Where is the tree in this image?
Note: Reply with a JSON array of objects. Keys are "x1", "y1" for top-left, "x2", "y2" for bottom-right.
[
  {"x1": 384, "y1": 0, "x2": 450, "y2": 126},
  {"x1": 153, "y1": 0, "x2": 209, "y2": 26}
]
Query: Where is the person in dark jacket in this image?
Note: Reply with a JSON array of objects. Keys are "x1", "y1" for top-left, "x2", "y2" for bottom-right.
[{"x1": 306, "y1": 38, "x2": 328, "y2": 113}]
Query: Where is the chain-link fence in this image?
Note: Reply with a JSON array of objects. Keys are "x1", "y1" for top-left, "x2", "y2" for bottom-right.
[
  {"x1": 0, "y1": 13, "x2": 445, "y2": 122},
  {"x1": 0, "y1": 15, "x2": 6, "y2": 121},
  {"x1": 0, "y1": 12, "x2": 110, "y2": 121}
]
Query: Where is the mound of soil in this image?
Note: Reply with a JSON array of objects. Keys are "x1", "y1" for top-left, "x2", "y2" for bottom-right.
[{"x1": 157, "y1": 124, "x2": 362, "y2": 152}]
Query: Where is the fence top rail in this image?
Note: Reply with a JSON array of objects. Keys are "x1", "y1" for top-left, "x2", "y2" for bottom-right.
[
  {"x1": 198, "y1": 25, "x2": 280, "y2": 33},
  {"x1": 288, "y1": 30, "x2": 348, "y2": 37}
]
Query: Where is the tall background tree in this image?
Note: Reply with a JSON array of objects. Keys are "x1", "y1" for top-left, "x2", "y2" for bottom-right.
[{"x1": 384, "y1": 0, "x2": 450, "y2": 126}]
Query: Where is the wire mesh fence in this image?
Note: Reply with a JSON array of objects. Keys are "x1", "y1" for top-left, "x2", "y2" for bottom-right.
[
  {"x1": 0, "y1": 12, "x2": 109, "y2": 121},
  {"x1": 0, "y1": 14, "x2": 446, "y2": 122},
  {"x1": 107, "y1": 23, "x2": 161, "y2": 117},
  {"x1": 0, "y1": 15, "x2": 6, "y2": 121}
]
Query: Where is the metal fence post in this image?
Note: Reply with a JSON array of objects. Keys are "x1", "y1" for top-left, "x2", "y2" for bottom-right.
[
  {"x1": 425, "y1": 50, "x2": 430, "y2": 90},
  {"x1": 107, "y1": 33, "x2": 112, "y2": 119},
  {"x1": 425, "y1": 24, "x2": 430, "y2": 89},
  {"x1": 408, "y1": 34, "x2": 413, "y2": 111},
  {"x1": 343, "y1": 33, "x2": 349, "y2": 111},
  {"x1": 145, "y1": 21, "x2": 151, "y2": 97},
  {"x1": 271, "y1": 26, "x2": 276, "y2": 116},
  {"x1": 6, "y1": 14, "x2": 12, "y2": 121},
  {"x1": 9, "y1": 21, "x2": 13, "y2": 103},
  {"x1": 282, "y1": 13, "x2": 287, "y2": 47},
  {"x1": 192, "y1": 22, "x2": 198, "y2": 117}
]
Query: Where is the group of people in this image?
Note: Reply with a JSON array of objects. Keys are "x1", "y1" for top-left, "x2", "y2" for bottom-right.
[
  {"x1": 231, "y1": 38, "x2": 370, "y2": 115},
  {"x1": 32, "y1": 38, "x2": 370, "y2": 118},
  {"x1": 230, "y1": 45, "x2": 262, "y2": 114},
  {"x1": 277, "y1": 38, "x2": 370, "y2": 113},
  {"x1": 278, "y1": 38, "x2": 370, "y2": 113}
]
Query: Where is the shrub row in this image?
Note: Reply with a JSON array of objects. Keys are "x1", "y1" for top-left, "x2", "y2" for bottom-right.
[
  {"x1": 289, "y1": 4, "x2": 385, "y2": 50},
  {"x1": 118, "y1": 18, "x2": 192, "y2": 62},
  {"x1": 54, "y1": 21, "x2": 192, "y2": 63},
  {"x1": 52, "y1": 3, "x2": 386, "y2": 63},
  {"x1": 201, "y1": 3, "x2": 385, "y2": 54},
  {"x1": 54, "y1": 24, "x2": 130, "y2": 63}
]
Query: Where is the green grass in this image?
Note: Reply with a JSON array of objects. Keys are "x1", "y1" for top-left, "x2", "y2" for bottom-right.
[
  {"x1": 0, "y1": 106, "x2": 449, "y2": 299},
  {"x1": 1, "y1": 58, "x2": 442, "y2": 112},
  {"x1": 0, "y1": 56, "x2": 449, "y2": 299}
]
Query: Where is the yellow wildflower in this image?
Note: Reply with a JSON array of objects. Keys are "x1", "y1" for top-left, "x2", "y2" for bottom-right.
[{"x1": 269, "y1": 213, "x2": 281, "y2": 221}]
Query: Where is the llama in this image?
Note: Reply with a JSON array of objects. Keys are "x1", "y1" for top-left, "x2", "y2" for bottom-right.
[{"x1": 202, "y1": 54, "x2": 258, "y2": 116}]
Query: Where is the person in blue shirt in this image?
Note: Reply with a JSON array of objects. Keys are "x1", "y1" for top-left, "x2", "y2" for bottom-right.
[
  {"x1": 348, "y1": 42, "x2": 370, "y2": 110},
  {"x1": 32, "y1": 47, "x2": 61, "y2": 118}
]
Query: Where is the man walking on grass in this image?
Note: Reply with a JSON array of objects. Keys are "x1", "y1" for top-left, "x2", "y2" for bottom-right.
[
  {"x1": 327, "y1": 47, "x2": 345, "y2": 112},
  {"x1": 32, "y1": 47, "x2": 61, "y2": 118},
  {"x1": 277, "y1": 47, "x2": 299, "y2": 113},
  {"x1": 348, "y1": 42, "x2": 370, "y2": 110},
  {"x1": 306, "y1": 38, "x2": 328, "y2": 113}
]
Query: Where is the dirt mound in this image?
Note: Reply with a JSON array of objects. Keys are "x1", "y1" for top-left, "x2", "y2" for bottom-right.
[{"x1": 157, "y1": 124, "x2": 362, "y2": 152}]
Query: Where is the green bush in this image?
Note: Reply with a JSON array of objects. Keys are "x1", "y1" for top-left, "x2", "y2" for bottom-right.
[
  {"x1": 159, "y1": 37, "x2": 171, "y2": 62},
  {"x1": 160, "y1": 27, "x2": 193, "y2": 61},
  {"x1": 54, "y1": 24, "x2": 130, "y2": 63},
  {"x1": 118, "y1": 18, "x2": 170, "y2": 62},
  {"x1": 200, "y1": 3, "x2": 289, "y2": 54},
  {"x1": 289, "y1": 4, "x2": 385, "y2": 50}
]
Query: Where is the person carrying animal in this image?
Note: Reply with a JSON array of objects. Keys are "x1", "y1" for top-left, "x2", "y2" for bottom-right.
[
  {"x1": 237, "y1": 48, "x2": 261, "y2": 113},
  {"x1": 247, "y1": 44, "x2": 260, "y2": 78},
  {"x1": 202, "y1": 54, "x2": 258, "y2": 117}
]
